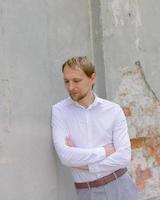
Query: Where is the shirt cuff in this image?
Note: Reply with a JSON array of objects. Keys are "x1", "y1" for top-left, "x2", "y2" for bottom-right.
[{"x1": 88, "y1": 147, "x2": 105, "y2": 172}]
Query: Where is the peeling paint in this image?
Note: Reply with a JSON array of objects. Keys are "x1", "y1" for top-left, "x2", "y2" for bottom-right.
[
  {"x1": 129, "y1": 137, "x2": 160, "y2": 199},
  {"x1": 115, "y1": 62, "x2": 160, "y2": 138},
  {"x1": 106, "y1": 0, "x2": 142, "y2": 53},
  {"x1": 135, "y1": 38, "x2": 140, "y2": 51},
  {"x1": 115, "y1": 63, "x2": 160, "y2": 199},
  {"x1": 109, "y1": 0, "x2": 142, "y2": 27},
  {"x1": 109, "y1": 0, "x2": 125, "y2": 26}
]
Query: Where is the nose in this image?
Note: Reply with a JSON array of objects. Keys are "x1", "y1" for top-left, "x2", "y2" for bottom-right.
[{"x1": 68, "y1": 82, "x2": 75, "y2": 91}]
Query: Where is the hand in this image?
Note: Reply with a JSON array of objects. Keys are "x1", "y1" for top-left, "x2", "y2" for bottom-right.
[
  {"x1": 65, "y1": 135, "x2": 88, "y2": 170},
  {"x1": 73, "y1": 165, "x2": 89, "y2": 170},
  {"x1": 65, "y1": 135, "x2": 75, "y2": 147},
  {"x1": 104, "y1": 144, "x2": 115, "y2": 157}
]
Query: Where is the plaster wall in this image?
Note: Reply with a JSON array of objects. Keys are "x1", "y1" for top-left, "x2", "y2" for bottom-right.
[
  {"x1": 0, "y1": 0, "x2": 91, "y2": 200},
  {"x1": 100, "y1": 1, "x2": 160, "y2": 199},
  {"x1": 100, "y1": 0, "x2": 160, "y2": 100}
]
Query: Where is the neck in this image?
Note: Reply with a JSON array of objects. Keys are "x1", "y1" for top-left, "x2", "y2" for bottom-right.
[{"x1": 78, "y1": 91, "x2": 95, "y2": 108}]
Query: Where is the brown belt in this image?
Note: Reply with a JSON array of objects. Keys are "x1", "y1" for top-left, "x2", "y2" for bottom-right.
[{"x1": 75, "y1": 168, "x2": 127, "y2": 189}]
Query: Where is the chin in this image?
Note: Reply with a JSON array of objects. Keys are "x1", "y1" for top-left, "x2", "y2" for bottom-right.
[
  {"x1": 71, "y1": 95, "x2": 82, "y2": 102},
  {"x1": 70, "y1": 95, "x2": 78, "y2": 101}
]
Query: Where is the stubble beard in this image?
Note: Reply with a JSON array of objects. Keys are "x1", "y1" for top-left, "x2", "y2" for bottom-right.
[{"x1": 70, "y1": 90, "x2": 90, "y2": 102}]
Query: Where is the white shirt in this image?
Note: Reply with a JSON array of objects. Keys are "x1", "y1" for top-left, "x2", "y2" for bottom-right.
[{"x1": 52, "y1": 95, "x2": 131, "y2": 183}]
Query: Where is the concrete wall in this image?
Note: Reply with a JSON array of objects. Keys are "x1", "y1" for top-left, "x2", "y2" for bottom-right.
[
  {"x1": 0, "y1": 0, "x2": 92, "y2": 199},
  {"x1": 100, "y1": 0, "x2": 160, "y2": 100},
  {"x1": 0, "y1": 1, "x2": 57, "y2": 199}
]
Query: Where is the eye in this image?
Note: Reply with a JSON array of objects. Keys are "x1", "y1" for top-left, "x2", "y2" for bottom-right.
[
  {"x1": 74, "y1": 79, "x2": 81, "y2": 83},
  {"x1": 64, "y1": 80, "x2": 69, "y2": 84}
]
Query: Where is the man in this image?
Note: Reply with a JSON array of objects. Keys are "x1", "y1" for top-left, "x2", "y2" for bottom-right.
[{"x1": 52, "y1": 56, "x2": 138, "y2": 200}]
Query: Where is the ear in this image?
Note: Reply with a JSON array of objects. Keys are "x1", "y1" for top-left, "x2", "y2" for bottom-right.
[{"x1": 91, "y1": 73, "x2": 96, "y2": 84}]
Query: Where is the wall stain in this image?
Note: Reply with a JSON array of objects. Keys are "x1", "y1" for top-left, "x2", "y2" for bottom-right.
[
  {"x1": 0, "y1": 1, "x2": 5, "y2": 39},
  {"x1": 114, "y1": 62, "x2": 160, "y2": 199},
  {"x1": 0, "y1": 77, "x2": 11, "y2": 134}
]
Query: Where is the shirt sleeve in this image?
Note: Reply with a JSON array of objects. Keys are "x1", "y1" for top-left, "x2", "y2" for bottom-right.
[
  {"x1": 88, "y1": 106, "x2": 131, "y2": 174},
  {"x1": 52, "y1": 106, "x2": 106, "y2": 167}
]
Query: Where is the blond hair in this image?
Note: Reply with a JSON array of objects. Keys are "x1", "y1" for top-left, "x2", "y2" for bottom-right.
[{"x1": 62, "y1": 56, "x2": 95, "y2": 78}]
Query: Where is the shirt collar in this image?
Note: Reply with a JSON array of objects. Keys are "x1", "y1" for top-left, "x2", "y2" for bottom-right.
[{"x1": 67, "y1": 92, "x2": 103, "y2": 109}]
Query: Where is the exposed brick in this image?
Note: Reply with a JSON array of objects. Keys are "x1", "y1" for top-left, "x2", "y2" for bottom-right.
[
  {"x1": 135, "y1": 166, "x2": 152, "y2": 190},
  {"x1": 131, "y1": 137, "x2": 145, "y2": 149},
  {"x1": 141, "y1": 168, "x2": 152, "y2": 180},
  {"x1": 114, "y1": 64, "x2": 160, "y2": 198},
  {"x1": 136, "y1": 177, "x2": 145, "y2": 190},
  {"x1": 131, "y1": 137, "x2": 160, "y2": 166},
  {"x1": 122, "y1": 106, "x2": 132, "y2": 117}
]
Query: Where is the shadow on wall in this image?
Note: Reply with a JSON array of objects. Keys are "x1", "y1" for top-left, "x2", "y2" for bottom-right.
[{"x1": 114, "y1": 62, "x2": 160, "y2": 200}]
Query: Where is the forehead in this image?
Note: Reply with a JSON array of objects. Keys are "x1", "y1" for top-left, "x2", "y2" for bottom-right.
[{"x1": 63, "y1": 65, "x2": 87, "y2": 79}]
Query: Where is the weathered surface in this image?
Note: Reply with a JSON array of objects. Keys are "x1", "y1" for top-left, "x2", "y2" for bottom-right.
[
  {"x1": 130, "y1": 137, "x2": 160, "y2": 200},
  {"x1": 100, "y1": 0, "x2": 160, "y2": 100},
  {"x1": 115, "y1": 63, "x2": 160, "y2": 139},
  {"x1": 101, "y1": 1, "x2": 160, "y2": 198},
  {"x1": 0, "y1": 78, "x2": 11, "y2": 134},
  {"x1": 115, "y1": 64, "x2": 160, "y2": 199}
]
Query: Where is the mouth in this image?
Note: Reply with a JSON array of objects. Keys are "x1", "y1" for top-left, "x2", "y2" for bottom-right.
[{"x1": 70, "y1": 91, "x2": 79, "y2": 95}]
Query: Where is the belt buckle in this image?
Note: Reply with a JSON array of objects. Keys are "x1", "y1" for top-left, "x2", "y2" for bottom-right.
[
  {"x1": 113, "y1": 172, "x2": 118, "y2": 179},
  {"x1": 87, "y1": 182, "x2": 91, "y2": 189}
]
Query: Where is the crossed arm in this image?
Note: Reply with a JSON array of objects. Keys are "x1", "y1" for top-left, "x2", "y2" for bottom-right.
[
  {"x1": 52, "y1": 106, "x2": 131, "y2": 173},
  {"x1": 65, "y1": 135, "x2": 115, "y2": 170}
]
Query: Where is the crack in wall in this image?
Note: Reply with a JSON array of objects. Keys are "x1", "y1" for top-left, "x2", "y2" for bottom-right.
[
  {"x1": 135, "y1": 61, "x2": 158, "y2": 101},
  {"x1": 114, "y1": 62, "x2": 160, "y2": 198},
  {"x1": 114, "y1": 62, "x2": 160, "y2": 138}
]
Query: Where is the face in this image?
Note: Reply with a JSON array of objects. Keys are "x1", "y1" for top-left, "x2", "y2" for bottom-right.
[{"x1": 63, "y1": 65, "x2": 96, "y2": 102}]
